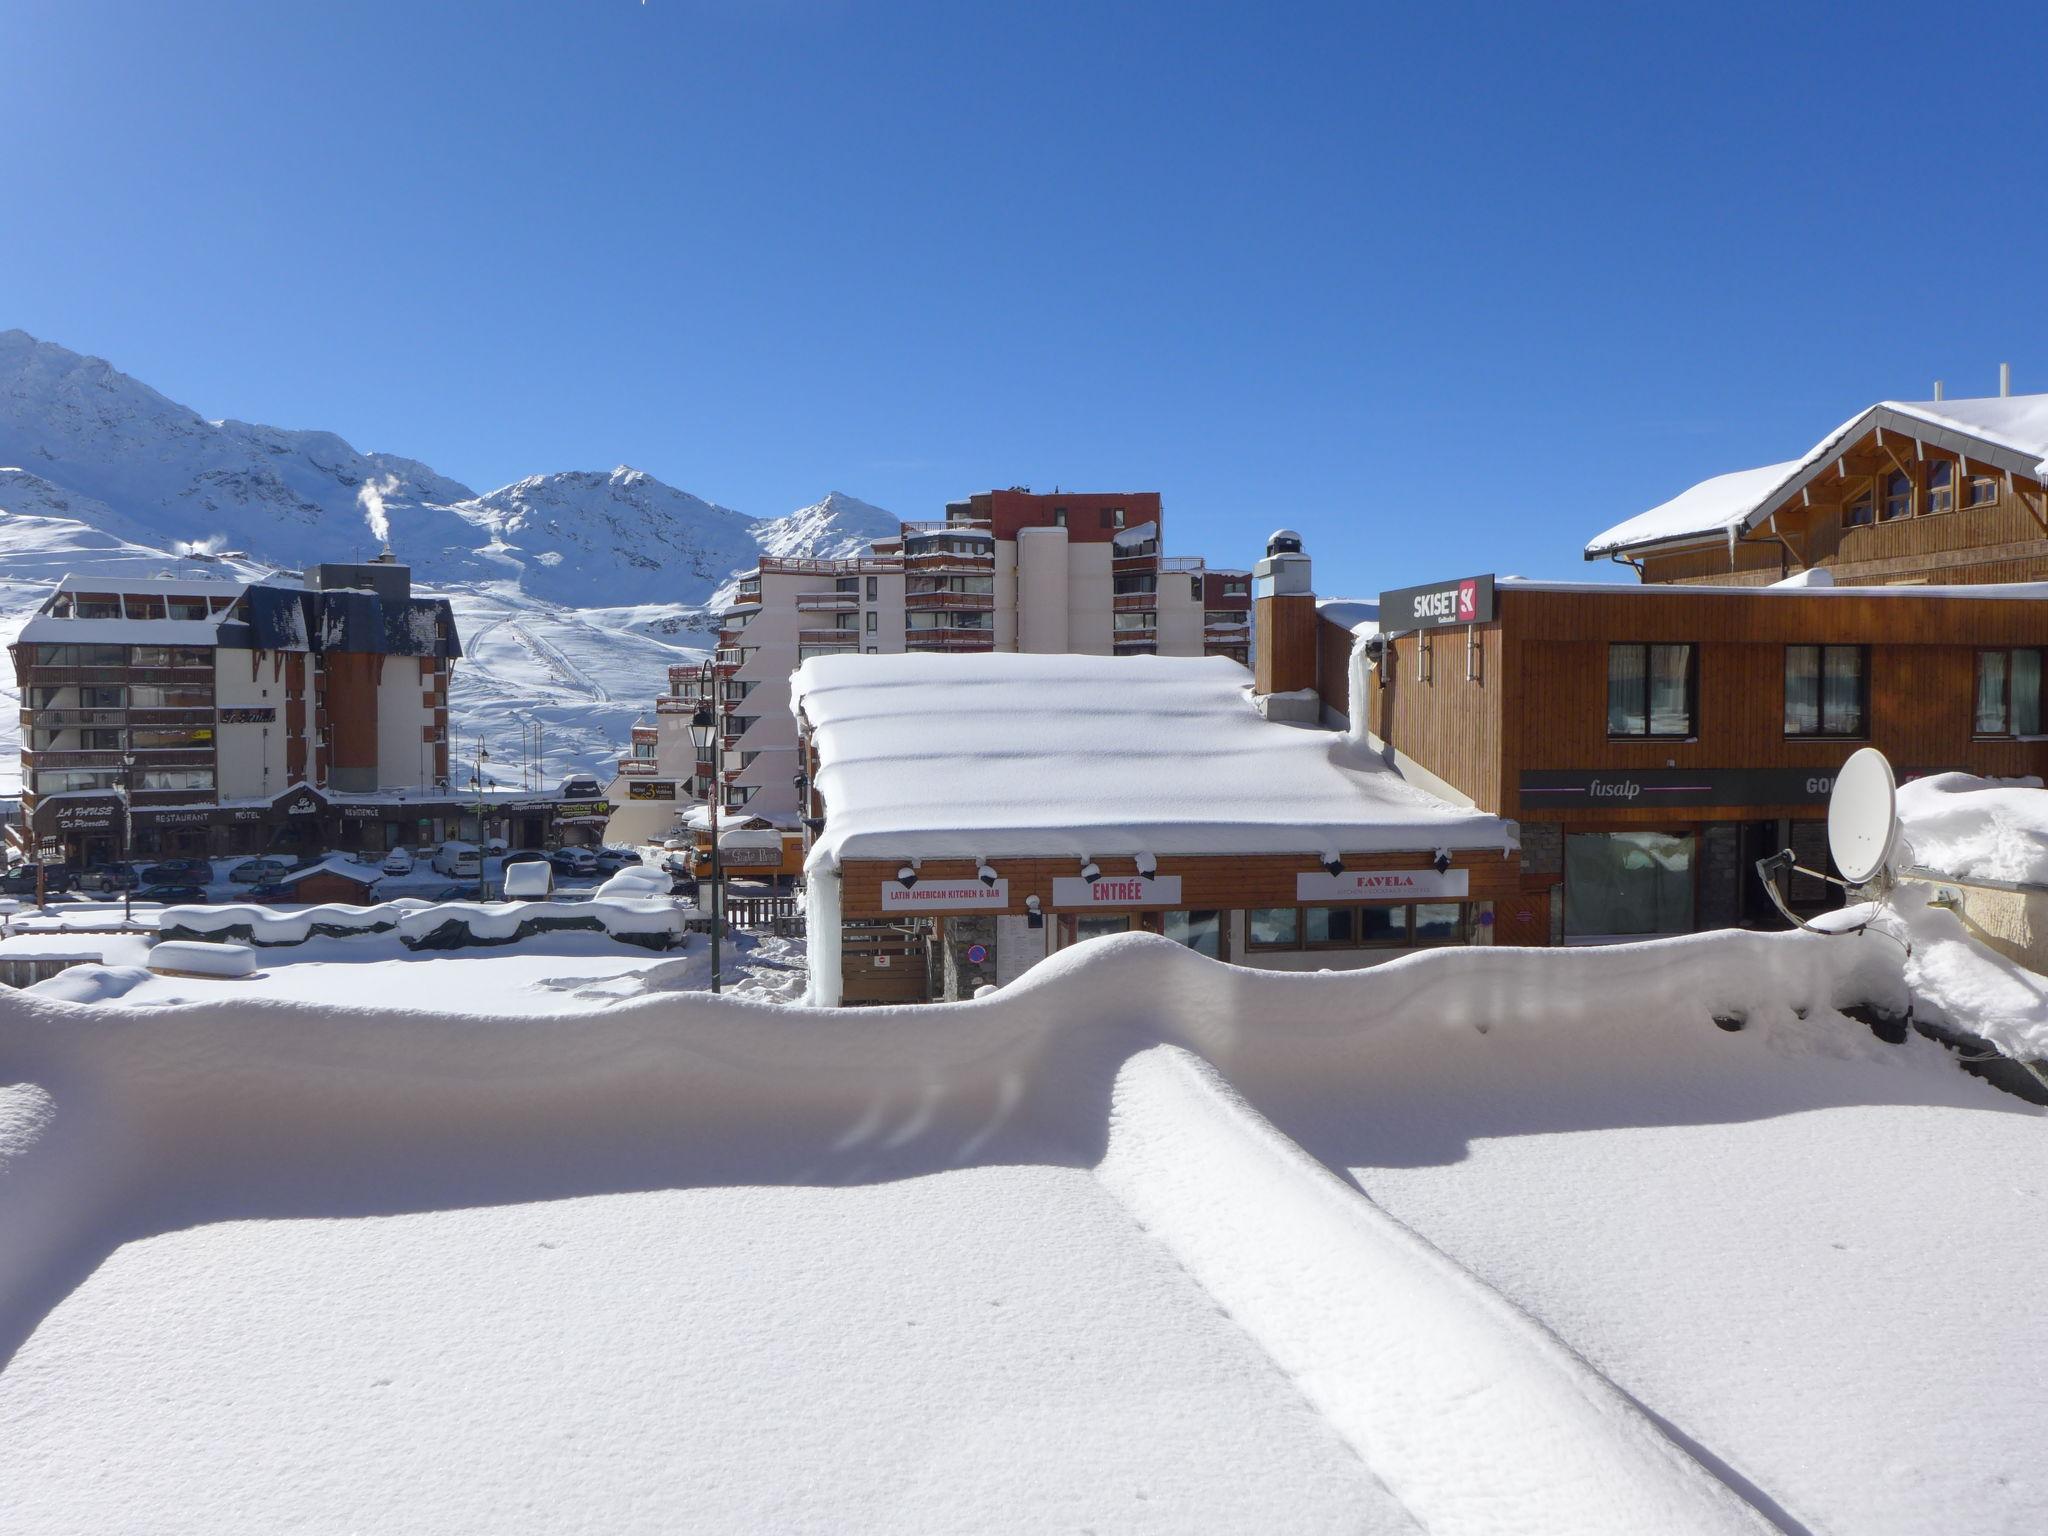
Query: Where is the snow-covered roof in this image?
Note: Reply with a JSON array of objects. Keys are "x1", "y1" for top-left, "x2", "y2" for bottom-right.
[
  {"x1": 792, "y1": 652, "x2": 1514, "y2": 863},
  {"x1": 1495, "y1": 577, "x2": 2048, "y2": 601},
  {"x1": 1316, "y1": 597, "x2": 1380, "y2": 635},
  {"x1": 1585, "y1": 394, "x2": 2048, "y2": 559},
  {"x1": 14, "y1": 615, "x2": 226, "y2": 646},
  {"x1": 1111, "y1": 520, "x2": 1159, "y2": 547},
  {"x1": 52, "y1": 574, "x2": 249, "y2": 596}
]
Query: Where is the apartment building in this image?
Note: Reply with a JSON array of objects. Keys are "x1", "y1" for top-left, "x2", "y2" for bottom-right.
[
  {"x1": 613, "y1": 491, "x2": 1252, "y2": 828},
  {"x1": 1584, "y1": 388, "x2": 2048, "y2": 586},
  {"x1": 8, "y1": 560, "x2": 487, "y2": 865}
]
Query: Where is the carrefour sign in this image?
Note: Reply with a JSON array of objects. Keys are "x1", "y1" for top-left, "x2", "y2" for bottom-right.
[{"x1": 1379, "y1": 574, "x2": 1495, "y2": 630}]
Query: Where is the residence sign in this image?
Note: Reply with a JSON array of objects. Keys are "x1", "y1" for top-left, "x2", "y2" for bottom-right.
[{"x1": 1379, "y1": 573, "x2": 1496, "y2": 631}]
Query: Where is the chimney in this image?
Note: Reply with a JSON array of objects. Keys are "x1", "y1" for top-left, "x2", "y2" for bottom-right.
[
  {"x1": 2000, "y1": 362, "x2": 2012, "y2": 398},
  {"x1": 1934, "y1": 379, "x2": 1945, "y2": 401},
  {"x1": 1253, "y1": 528, "x2": 1316, "y2": 697}
]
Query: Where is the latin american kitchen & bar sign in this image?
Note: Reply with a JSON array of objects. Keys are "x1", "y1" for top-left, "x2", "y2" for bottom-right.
[
  {"x1": 1378, "y1": 573, "x2": 1495, "y2": 631},
  {"x1": 1295, "y1": 868, "x2": 1469, "y2": 901},
  {"x1": 881, "y1": 879, "x2": 1009, "y2": 912}
]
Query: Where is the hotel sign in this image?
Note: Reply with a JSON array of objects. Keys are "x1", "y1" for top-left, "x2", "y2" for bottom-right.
[
  {"x1": 1379, "y1": 573, "x2": 1495, "y2": 630},
  {"x1": 1295, "y1": 868, "x2": 1469, "y2": 901},
  {"x1": 880, "y1": 879, "x2": 1009, "y2": 912},
  {"x1": 1518, "y1": 767, "x2": 1847, "y2": 808},
  {"x1": 628, "y1": 780, "x2": 677, "y2": 801},
  {"x1": 1050, "y1": 875, "x2": 1183, "y2": 907}
]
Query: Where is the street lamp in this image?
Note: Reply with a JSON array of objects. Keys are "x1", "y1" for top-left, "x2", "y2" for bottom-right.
[
  {"x1": 688, "y1": 671, "x2": 723, "y2": 995},
  {"x1": 471, "y1": 738, "x2": 491, "y2": 900},
  {"x1": 119, "y1": 751, "x2": 136, "y2": 924}
]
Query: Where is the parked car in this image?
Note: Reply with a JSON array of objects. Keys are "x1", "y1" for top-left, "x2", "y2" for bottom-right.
[
  {"x1": 136, "y1": 883, "x2": 208, "y2": 904},
  {"x1": 0, "y1": 863, "x2": 72, "y2": 896},
  {"x1": 381, "y1": 846, "x2": 415, "y2": 875},
  {"x1": 229, "y1": 856, "x2": 294, "y2": 885},
  {"x1": 78, "y1": 861, "x2": 141, "y2": 894},
  {"x1": 548, "y1": 846, "x2": 598, "y2": 877},
  {"x1": 501, "y1": 847, "x2": 551, "y2": 867},
  {"x1": 591, "y1": 846, "x2": 638, "y2": 874},
  {"x1": 141, "y1": 857, "x2": 213, "y2": 886},
  {"x1": 431, "y1": 842, "x2": 482, "y2": 878},
  {"x1": 501, "y1": 860, "x2": 555, "y2": 902}
]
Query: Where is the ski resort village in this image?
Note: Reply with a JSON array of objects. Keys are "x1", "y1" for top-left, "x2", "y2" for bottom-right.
[{"x1": 5, "y1": 9, "x2": 2048, "y2": 1529}]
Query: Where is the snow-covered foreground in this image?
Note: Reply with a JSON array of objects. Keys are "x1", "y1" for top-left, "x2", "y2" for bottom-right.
[{"x1": 4, "y1": 926, "x2": 2045, "y2": 1534}]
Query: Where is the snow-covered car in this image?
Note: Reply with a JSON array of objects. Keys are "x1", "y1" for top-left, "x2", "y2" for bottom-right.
[
  {"x1": 591, "y1": 847, "x2": 638, "y2": 874},
  {"x1": 548, "y1": 846, "x2": 598, "y2": 877},
  {"x1": 381, "y1": 847, "x2": 414, "y2": 875},
  {"x1": 228, "y1": 856, "x2": 293, "y2": 885},
  {"x1": 78, "y1": 862, "x2": 141, "y2": 894},
  {"x1": 141, "y1": 858, "x2": 212, "y2": 887},
  {"x1": 430, "y1": 843, "x2": 481, "y2": 878}
]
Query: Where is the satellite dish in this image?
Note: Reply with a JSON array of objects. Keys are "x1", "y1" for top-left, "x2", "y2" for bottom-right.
[{"x1": 1827, "y1": 747, "x2": 1899, "y2": 887}]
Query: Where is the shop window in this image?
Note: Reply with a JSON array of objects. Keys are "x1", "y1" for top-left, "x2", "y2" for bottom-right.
[
  {"x1": 1607, "y1": 643, "x2": 1695, "y2": 738},
  {"x1": 1412, "y1": 903, "x2": 1464, "y2": 944},
  {"x1": 1358, "y1": 905, "x2": 1407, "y2": 945},
  {"x1": 1975, "y1": 648, "x2": 2044, "y2": 737},
  {"x1": 1923, "y1": 461, "x2": 1954, "y2": 515},
  {"x1": 1304, "y1": 906, "x2": 1355, "y2": 946},
  {"x1": 1163, "y1": 909, "x2": 1223, "y2": 959},
  {"x1": 1966, "y1": 473, "x2": 1999, "y2": 508},
  {"x1": 1074, "y1": 914, "x2": 1131, "y2": 943},
  {"x1": 1784, "y1": 645, "x2": 1867, "y2": 737},
  {"x1": 1563, "y1": 831, "x2": 1695, "y2": 938},
  {"x1": 1843, "y1": 489, "x2": 1874, "y2": 528},
  {"x1": 1881, "y1": 471, "x2": 1912, "y2": 520},
  {"x1": 1248, "y1": 908, "x2": 1299, "y2": 948}
]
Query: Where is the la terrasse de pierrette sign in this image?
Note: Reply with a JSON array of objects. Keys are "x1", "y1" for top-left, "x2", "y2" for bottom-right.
[{"x1": 1378, "y1": 573, "x2": 1495, "y2": 631}]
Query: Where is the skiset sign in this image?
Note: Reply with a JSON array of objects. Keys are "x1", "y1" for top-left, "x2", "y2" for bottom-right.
[{"x1": 1379, "y1": 573, "x2": 1495, "y2": 630}]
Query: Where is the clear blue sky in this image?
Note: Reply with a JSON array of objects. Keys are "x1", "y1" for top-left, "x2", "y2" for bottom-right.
[{"x1": 4, "y1": 0, "x2": 2042, "y2": 596}]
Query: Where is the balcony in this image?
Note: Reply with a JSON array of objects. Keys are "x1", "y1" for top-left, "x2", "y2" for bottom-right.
[
  {"x1": 758, "y1": 554, "x2": 900, "y2": 578},
  {"x1": 794, "y1": 592, "x2": 859, "y2": 612},
  {"x1": 730, "y1": 583, "x2": 763, "y2": 606},
  {"x1": 654, "y1": 696, "x2": 696, "y2": 714},
  {"x1": 1160, "y1": 556, "x2": 1206, "y2": 573},
  {"x1": 903, "y1": 590, "x2": 995, "y2": 611},
  {"x1": 797, "y1": 628, "x2": 861, "y2": 646},
  {"x1": 617, "y1": 759, "x2": 659, "y2": 777},
  {"x1": 1113, "y1": 591, "x2": 1158, "y2": 611},
  {"x1": 1112, "y1": 545, "x2": 1161, "y2": 566},
  {"x1": 900, "y1": 518, "x2": 992, "y2": 534},
  {"x1": 904, "y1": 631, "x2": 997, "y2": 651}
]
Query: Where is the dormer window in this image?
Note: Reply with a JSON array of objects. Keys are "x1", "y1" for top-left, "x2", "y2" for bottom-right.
[
  {"x1": 1967, "y1": 473, "x2": 1999, "y2": 508},
  {"x1": 1881, "y1": 471, "x2": 1912, "y2": 521},
  {"x1": 1843, "y1": 489, "x2": 1874, "y2": 527},
  {"x1": 1923, "y1": 460, "x2": 1954, "y2": 515}
]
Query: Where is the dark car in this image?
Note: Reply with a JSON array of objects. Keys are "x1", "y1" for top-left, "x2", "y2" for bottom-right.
[
  {"x1": 142, "y1": 858, "x2": 214, "y2": 886},
  {"x1": 501, "y1": 848, "x2": 551, "y2": 866},
  {"x1": 0, "y1": 863, "x2": 73, "y2": 895},
  {"x1": 78, "y1": 861, "x2": 142, "y2": 894},
  {"x1": 137, "y1": 883, "x2": 208, "y2": 904}
]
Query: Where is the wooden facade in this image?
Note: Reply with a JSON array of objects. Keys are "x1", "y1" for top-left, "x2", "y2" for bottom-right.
[
  {"x1": 1344, "y1": 585, "x2": 2048, "y2": 827},
  {"x1": 1626, "y1": 422, "x2": 2048, "y2": 588},
  {"x1": 1255, "y1": 594, "x2": 1319, "y2": 694}
]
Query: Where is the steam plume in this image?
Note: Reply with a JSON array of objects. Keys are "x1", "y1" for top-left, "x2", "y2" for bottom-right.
[{"x1": 358, "y1": 473, "x2": 400, "y2": 549}]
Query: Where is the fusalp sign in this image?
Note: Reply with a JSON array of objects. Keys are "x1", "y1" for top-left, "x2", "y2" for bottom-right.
[
  {"x1": 1049, "y1": 875, "x2": 1183, "y2": 907},
  {"x1": 1294, "y1": 868, "x2": 1469, "y2": 901},
  {"x1": 1518, "y1": 767, "x2": 1857, "y2": 807},
  {"x1": 1378, "y1": 573, "x2": 1495, "y2": 631},
  {"x1": 880, "y1": 879, "x2": 1009, "y2": 912}
]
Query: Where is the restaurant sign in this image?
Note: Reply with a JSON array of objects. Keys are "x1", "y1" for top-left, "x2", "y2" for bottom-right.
[
  {"x1": 1050, "y1": 875, "x2": 1183, "y2": 907},
  {"x1": 716, "y1": 843, "x2": 782, "y2": 867},
  {"x1": 1378, "y1": 573, "x2": 1495, "y2": 631},
  {"x1": 880, "y1": 879, "x2": 1009, "y2": 912},
  {"x1": 1295, "y1": 868, "x2": 1470, "y2": 901},
  {"x1": 1518, "y1": 767, "x2": 1853, "y2": 808}
]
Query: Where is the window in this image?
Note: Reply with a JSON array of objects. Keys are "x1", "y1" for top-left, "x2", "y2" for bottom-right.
[
  {"x1": 73, "y1": 597, "x2": 121, "y2": 620},
  {"x1": 1222, "y1": 578, "x2": 1248, "y2": 597},
  {"x1": 132, "y1": 646, "x2": 211, "y2": 669},
  {"x1": 1976, "y1": 648, "x2": 2044, "y2": 737},
  {"x1": 835, "y1": 576, "x2": 859, "y2": 594},
  {"x1": 632, "y1": 741, "x2": 656, "y2": 760},
  {"x1": 125, "y1": 594, "x2": 166, "y2": 619},
  {"x1": 1564, "y1": 832, "x2": 1695, "y2": 938},
  {"x1": 1607, "y1": 643, "x2": 1695, "y2": 737},
  {"x1": 1205, "y1": 610, "x2": 1248, "y2": 627},
  {"x1": 1163, "y1": 909, "x2": 1223, "y2": 959},
  {"x1": 1111, "y1": 507, "x2": 1125, "y2": 528},
  {"x1": 865, "y1": 611, "x2": 877, "y2": 633},
  {"x1": 138, "y1": 766, "x2": 214, "y2": 792},
  {"x1": 1113, "y1": 611, "x2": 1156, "y2": 632},
  {"x1": 166, "y1": 596, "x2": 210, "y2": 621},
  {"x1": 1113, "y1": 573, "x2": 1157, "y2": 595},
  {"x1": 1190, "y1": 575, "x2": 1203, "y2": 601},
  {"x1": 1843, "y1": 489, "x2": 1874, "y2": 528},
  {"x1": 1412, "y1": 903, "x2": 1464, "y2": 943},
  {"x1": 906, "y1": 610, "x2": 991, "y2": 631},
  {"x1": 865, "y1": 576, "x2": 878, "y2": 601},
  {"x1": 129, "y1": 686, "x2": 210, "y2": 709},
  {"x1": 1784, "y1": 645, "x2": 1866, "y2": 737},
  {"x1": 1074, "y1": 914, "x2": 1131, "y2": 943},
  {"x1": 131, "y1": 726, "x2": 213, "y2": 749},
  {"x1": 1966, "y1": 473, "x2": 1999, "y2": 508},
  {"x1": 1053, "y1": 509, "x2": 1067, "y2": 528},
  {"x1": 1923, "y1": 461, "x2": 1954, "y2": 515},
  {"x1": 1881, "y1": 471, "x2": 1912, "y2": 521},
  {"x1": 1248, "y1": 908, "x2": 1298, "y2": 948},
  {"x1": 1304, "y1": 906, "x2": 1354, "y2": 946}
]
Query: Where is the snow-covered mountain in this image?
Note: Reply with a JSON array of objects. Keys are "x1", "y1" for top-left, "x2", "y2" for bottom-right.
[{"x1": 0, "y1": 330, "x2": 900, "y2": 793}]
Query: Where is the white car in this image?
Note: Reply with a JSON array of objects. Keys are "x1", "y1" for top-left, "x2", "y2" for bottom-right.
[
  {"x1": 430, "y1": 842, "x2": 481, "y2": 878},
  {"x1": 381, "y1": 847, "x2": 415, "y2": 875}
]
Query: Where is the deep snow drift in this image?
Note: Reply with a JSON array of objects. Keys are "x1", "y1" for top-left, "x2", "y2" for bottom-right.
[{"x1": 4, "y1": 924, "x2": 2045, "y2": 1534}]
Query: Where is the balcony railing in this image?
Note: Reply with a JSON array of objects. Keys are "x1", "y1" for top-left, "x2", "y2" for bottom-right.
[
  {"x1": 797, "y1": 628, "x2": 861, "y2": 645},
  {"x1": 794, "y1": 592, "x2": 859, "y2": 611},
  {"x1": 617, "y1": 760, "x2": 659, "y2": 776},
  {"x1": 904, "y1": 631, "x2": 997, "y2": 651},
  {"x1": 1113, "y1": 592, "x2": 1158, "y2": 610},
  {"x1": 758, "y1": 555, "x2": 900, "y2": 578},
  {"x1": 900, "y1": 518, "x2": 992, "y2": 533},
  {"x1": 1160, "y1": 556, "x2": 1206, "y2": 572},
  {"x1": 654, "y1": 696, "x2": 695, "y2": 714},
  {"x1": 903, "y1": 590, "x2": 995, "y2": 611}
]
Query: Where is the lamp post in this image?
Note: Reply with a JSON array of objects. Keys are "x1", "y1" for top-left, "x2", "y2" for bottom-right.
[
  {"x1": 688, "y1": 666, "x2": 723, "y2": 995},
  {"x1": 471, "y1": 738, "x2": 491, "y2": 900},
  {"x1": 119, "y1": 751, "x2": 136, "y2": 924}
]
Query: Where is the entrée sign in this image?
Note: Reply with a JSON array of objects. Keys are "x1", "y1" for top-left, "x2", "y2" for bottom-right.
[
  {"x1": 880, "y1": 879, "x2": 1008, "y2": 912},
  {"x1": 1049, "y1": 875, "x2": 1183, "y2": 907},
  {"x1": 1294, "y1": 868, "x2": 1469, "y2": 901}
]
